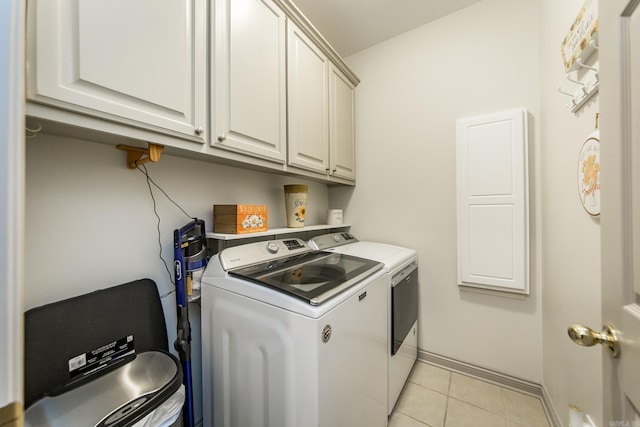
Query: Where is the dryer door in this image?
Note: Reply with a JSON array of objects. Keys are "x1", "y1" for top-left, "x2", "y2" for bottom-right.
[{"x1": 391, "y1": 265, "x2": 418, "y2": 355}]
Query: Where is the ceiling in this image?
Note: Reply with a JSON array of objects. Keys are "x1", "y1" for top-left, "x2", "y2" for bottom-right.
[{"x1": 291, "y1": 0, "x2": 483, "y2": 57}]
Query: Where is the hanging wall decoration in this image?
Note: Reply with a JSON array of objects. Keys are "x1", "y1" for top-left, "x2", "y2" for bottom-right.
[
  {"x1": 561, "y1": 0, "x2": 598, "y2": 72},
  {"x1": 558, "y1": 0, "x2": 599, "y2": 113},
  {"x1": 577, "y1": 114, "x2": 600, "y2": 216}
]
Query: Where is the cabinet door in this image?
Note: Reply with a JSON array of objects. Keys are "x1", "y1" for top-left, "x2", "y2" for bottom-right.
[
  {"x1": 212, "y1": 0, "x2": 286, "y2": 162},
  {"x1": 287, "y1": 22, "x2": 329, "y2": 174},
  {"x1": 329, "y1": 65, "x2": 356, "y2": 181},
  {"x1": 456, "y1": 109, "x2": 529, "y2": 294},
  {"x1": 28, "y1": 0, "x2": 207, "y2": 140}
]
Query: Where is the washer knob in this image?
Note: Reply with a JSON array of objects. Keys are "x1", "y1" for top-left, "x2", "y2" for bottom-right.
[
  {"x1": 266, "y1": 242, "x2": 279, "y2": 254},
  {"x1": 333, "y1": 234, "x2": 341, "y2": 242}
]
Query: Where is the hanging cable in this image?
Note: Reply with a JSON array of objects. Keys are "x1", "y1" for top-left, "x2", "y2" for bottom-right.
[
  {"x1": 137, "y1": 164, "x2": 193, "y2": 297},
  {"x1": 137, "y1": 165, "x2": 192, "y2": 220}
]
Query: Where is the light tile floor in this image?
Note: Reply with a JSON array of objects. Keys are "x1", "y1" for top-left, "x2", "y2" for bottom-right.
[{"x1": 389, "y1": 361, "x2": 551, "y2": 427}]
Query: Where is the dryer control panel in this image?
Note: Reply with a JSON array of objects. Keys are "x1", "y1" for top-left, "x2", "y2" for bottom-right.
[{"x1": 307, "y1": 233, "x2": 358, "y2": 250}]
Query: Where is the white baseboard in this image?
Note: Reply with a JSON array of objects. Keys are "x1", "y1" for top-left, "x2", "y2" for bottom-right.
[
  {"x1": 541, "y1": 383, "x2": 563, "y2": 427},
  {"x1": 418, "y1": 350, "x2": 561, "y2": 427}
]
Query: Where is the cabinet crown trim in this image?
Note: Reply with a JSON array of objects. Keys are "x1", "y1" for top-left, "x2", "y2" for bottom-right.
[{"x1": 273, "y1": 0, "x2": 360, "y2": 86}]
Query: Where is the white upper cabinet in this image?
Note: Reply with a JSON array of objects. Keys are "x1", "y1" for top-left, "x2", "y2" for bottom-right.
[
  {"x1": 329, "y1": 64, "x2": 356, "y2": 181},
  {"x1": 212, "y1": 0, "x2": 287, "y2": 162},
  {"x1": 27, "y1": 0, "x2": 207, "y2": 141},
  {"x1": 25, "y1": 0, "x2": 359, "y2": 184},
  {"x1": 286, "y1": 21, "x2": 357, "y2": 182},
  {"x1": 287, "y1": 21, "x2": 330, "y2": 175}
]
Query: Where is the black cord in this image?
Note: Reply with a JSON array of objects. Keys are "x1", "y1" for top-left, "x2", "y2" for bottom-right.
[
  {"x1": 137, "y1": 165, "x2": 192, "y2": 220},
  {"x1": 159, "y1": 288, "x2": 175, "y2": 299},
  {"x1": 137, "y1": 164, "x2": 193, "y2": 296}
]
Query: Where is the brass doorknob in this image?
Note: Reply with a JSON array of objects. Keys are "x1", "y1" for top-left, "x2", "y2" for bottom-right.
[{"x1": 568, "y1": 324, "x2": 620, "y2": 357}]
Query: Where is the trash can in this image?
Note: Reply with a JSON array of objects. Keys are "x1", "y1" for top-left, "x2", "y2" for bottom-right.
[{"x1": 24, "y1": 279, "x2": 185, "y2": 427}]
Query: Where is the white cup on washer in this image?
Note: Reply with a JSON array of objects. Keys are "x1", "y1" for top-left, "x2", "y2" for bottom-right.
[{"x1": 326, "y1": 209, "x2": 343, "y2": 226}]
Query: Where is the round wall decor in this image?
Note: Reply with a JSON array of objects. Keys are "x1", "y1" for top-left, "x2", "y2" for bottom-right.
[{"x1": 577, "y1": 129, "x2": 600, "y2": 216}]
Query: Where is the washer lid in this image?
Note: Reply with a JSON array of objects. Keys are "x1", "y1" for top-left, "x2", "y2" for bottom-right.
[{"x1": 229, "y1": 251, "x2": 383, "y2": 305}]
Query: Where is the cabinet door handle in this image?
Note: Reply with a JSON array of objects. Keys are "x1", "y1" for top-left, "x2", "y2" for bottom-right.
[
  {"x1": 195, "y1": 126, "x2": 204, "y2": 136},
  {"x1": 218, "y1": 134, "x2": 226, "y2": 142}
]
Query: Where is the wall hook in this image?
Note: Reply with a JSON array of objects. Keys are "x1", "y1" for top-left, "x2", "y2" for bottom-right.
[
  {"x1": 557, "y1": 85, "x2": 575, "y2": 98},
  {"x1": 576, "y1": 58, "x2": 599, "y2": 84},
  {"x1": 576, "y1": 58, "x2": 598, "y2": 73},
  {"x1": 557, "y1": 86, "x2": 578, "y2": 109},
  {"x1": 25, "y1": 122, "x2": 42, "y2": 139},
  {"x1": 589, "y1": 39, "x2": 599, "y2": 50},
  {"x1": 117, "y1": 142, "x2": 164, "y2": 169},
  {"x1": 566, "y1": 75, "x2": 588, "y2": 96}
]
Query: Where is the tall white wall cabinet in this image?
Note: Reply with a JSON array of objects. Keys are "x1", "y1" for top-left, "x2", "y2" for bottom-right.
[{"x1": 456, "y1": 109, "x2": 530, "y2": 294}]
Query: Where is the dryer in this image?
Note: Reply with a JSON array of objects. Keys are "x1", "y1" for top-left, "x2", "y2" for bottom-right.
[{"x1": 308, "y1": 233, "x2": 418, "y2": 414}]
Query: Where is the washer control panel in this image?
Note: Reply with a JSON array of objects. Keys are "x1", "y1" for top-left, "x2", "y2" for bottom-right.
[
  {"x1": 266, "y1": 241, "x2": 279, "y2": 254},
  {"x1": 219, "y1": 238, "x2": 311, "y2": 270}
]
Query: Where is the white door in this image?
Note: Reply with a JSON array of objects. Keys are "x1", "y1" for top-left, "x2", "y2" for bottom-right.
[
  {"x1": 597, "y1": 0, "x2": 640, "y2": 423},
  {"x1": 0, "y1": 0, "x2": 24, "y2": 423}
]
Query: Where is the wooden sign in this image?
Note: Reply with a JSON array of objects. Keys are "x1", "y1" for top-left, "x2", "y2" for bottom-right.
[{"x1": 561, "y1": 0, "x2": 599, "y2": 72}]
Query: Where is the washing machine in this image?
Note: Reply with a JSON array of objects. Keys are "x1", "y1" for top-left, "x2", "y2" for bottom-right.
[
  {"x1": 308, "y1": 233, "x2": 418, "y2": 414},
  {"x1": 201, "y1": 238, "x2": 389, "y2": 427}
]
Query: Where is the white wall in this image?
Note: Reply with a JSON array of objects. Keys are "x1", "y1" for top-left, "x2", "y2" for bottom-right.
[
  {"x1": 539, "y1": 0, "x2": 602, "y2": 424},
  {"x1": 24, "y1": 133, "x2": 329, "y2": 422},
  {"x1": 330, "y1": 0, "x2": 543, "y2": 382},
  {"x1": 25, "y1": 134, "x2": 328, "y2": 310}
]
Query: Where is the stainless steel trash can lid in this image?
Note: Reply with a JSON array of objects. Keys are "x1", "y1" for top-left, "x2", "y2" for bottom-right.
[{"x1": 24, "y1": 351, "x2": 183, "y2": 427}]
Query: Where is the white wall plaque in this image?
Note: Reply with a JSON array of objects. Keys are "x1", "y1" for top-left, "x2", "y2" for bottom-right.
[{"x1": 577, "y1": 130, "x2": 601, "y2": 216}]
